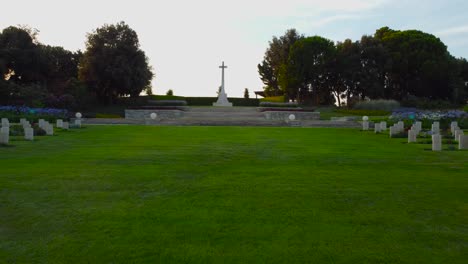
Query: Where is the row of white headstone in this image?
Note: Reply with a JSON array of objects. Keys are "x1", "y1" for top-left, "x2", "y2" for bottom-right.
[
  {"x1": 0, "y1": 116, "x2": 80, "y2": 145},
  {"x1": 362, "y1": 118, "x2": 468, "y2": 151}
]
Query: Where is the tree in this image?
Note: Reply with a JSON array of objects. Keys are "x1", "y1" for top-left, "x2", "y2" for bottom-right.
[
  {"x1": 166, "y1": 89, "x2": 173, "y2": 96},
  {"x1": 244, "y1": 88, "x2": 249, "y2": 99},
  {"x1": 258, "y1": 29, "x2": 303, "y2": 96},
  {"x1": 38, "y1": 45, "x2": 82, "y2": 95},
  {"x1": 377, "y1": 28, "x2": 453, "y2": 100},
  {"x1": 79, "y1": 21, "x2": 154, "y2": 103},
  {"x1": 0, "y1": 26, "x2": 39, "y2": 84},
  {"x1": 279, "y1": 36, "x2": 336, "y2": 104}
]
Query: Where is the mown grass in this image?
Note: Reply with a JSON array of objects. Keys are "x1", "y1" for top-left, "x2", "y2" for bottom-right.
[{"x1": 1, "y1": 126, "x2": 467, "y2": 263}]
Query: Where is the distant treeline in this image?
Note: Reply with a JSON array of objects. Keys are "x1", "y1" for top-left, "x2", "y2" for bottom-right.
[{"x1": 258, "y1": 27, "x2": 468, "y2": 106}]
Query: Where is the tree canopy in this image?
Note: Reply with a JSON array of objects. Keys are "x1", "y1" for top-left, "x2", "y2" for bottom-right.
[
  {"x1": 259, "y1": 27, "x2": 468, "y2": 105},
  {"x1": 79, "y1": 21, "x2": 154, "y2": 103}
]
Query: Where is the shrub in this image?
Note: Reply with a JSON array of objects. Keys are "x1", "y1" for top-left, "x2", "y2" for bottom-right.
[
  {"x1": 0, "y1": 106, "x2": 68, "y2": 123},
  {"x1": 353, "y1": 100, "x2": 400, "y2": 111},
  {"x1": 260, "y1": 96, "x2": 286, "y2": 103},
  {"x1": 95, "y1": 113, "x2": 122, "y2": 118},
  {"x1": 9, "y1": 125, "x2": 24, "y2": 136},
  {"x1": 33, "y1": 125, "x2": 46, "y2": 136},
  {"x1": 463, "y1": 105, "x2": 468, "y2": 112},
  {"x1": 335, "y1": 109, "x2": 390, "y2": 116},
  {"x1": 147, "y1": 100, "x2": 188, "y2": 106},
  {"x1": 259, "y1": 102, "x2": 298, "y2": 108},
  {"x1": 401, "y1": 96, "x2": 458, "y2": 109}
]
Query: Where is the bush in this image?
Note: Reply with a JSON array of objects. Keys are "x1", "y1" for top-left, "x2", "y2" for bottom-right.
[
  {"x1": 147, "y1": 100, "x2": 188, "y2": 106},
  {"x1": 401, "y1": 96, "x2": 458, "y2": 109},
  {"x1": 260, "y1": 96, "x2": 286, "y2": 103},
  {"x1": 9, "y1": 125, "x2": 24, "y2": 136},
  {"x1": 259, "y1": 102, "x2": 298, "y2": 108},
  {"x1": 0, "y1": 106, "x2": 68, "y2": 123},
  {"x1": 353, "y1": 100, "x2": 400, "y2": 111},
  {"x1": 335, "y1": 109, "x2": 390, "y2": 116},
  {"x1": 95, "y1": 113, "x2": 122, "y2": 118},
  {"x1": 33, "y1": 125, "x2": 46, "y2": 136},
  {"x1": 463, "y1": 105, "x2": 468, "y2": 112}
]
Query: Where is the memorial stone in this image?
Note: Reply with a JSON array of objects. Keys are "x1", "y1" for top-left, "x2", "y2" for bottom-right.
[
  {"x1": 24, "y1": 127, "x2": 34, "y2": 141},
  {"x1": 459, "y1": 135, "x2": 468, "y2": 150},
  {"x1": 432, "y1": 134, "x2": 442, "y2": 151},
  {"x1": 0, "y1": 130, "x2": 9, "y2": 144},
  {"x1": 62, "y1": 122, "x2": 69, "y2": 130},
  {"x1": 408, "y1": 130, "x2": 417, "y2": 143},
  {"x1": 380, "y1": 121, "x2": 387, "y2": 131},
  {"x1": 374, "y1": 123, "x2": 381, "y2": 133},
  {"x1": 56, "y1": 119, "x2": 63, "y2": 128}
]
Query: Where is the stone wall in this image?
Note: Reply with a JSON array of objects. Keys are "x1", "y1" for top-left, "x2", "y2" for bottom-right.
[
  {"x1": 263, "y1": 111, "x2": 320, "y2": 120},
  {"x1": 125, "y1": 109, "x2": 185, "y2": 119}
]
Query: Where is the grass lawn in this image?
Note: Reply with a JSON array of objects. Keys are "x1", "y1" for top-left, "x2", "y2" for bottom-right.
[{"x1": 1, "y1": 126, "x2": 467, "y2": 263}]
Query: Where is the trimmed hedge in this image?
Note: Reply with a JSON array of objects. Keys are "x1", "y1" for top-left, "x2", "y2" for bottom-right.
[
  {"x1": 259, "y1": 102, "x2": 299, "y2": 108},
  {"x1": 148, "y1": 95, "x2": 259, "y2": 106},
  {"x1": 260, "y1": 96, "x2": 286, "y2": 103}
]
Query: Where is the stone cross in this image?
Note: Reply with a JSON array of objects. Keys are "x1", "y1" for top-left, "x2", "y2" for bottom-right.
[{"x1": 213, "y1": 61, "x2": 233, "y2": 107}]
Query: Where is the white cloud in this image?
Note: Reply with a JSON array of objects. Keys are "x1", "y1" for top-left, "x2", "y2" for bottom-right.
[{"x1": 436, "y1": 25, "x2": 468, "y2": 37}]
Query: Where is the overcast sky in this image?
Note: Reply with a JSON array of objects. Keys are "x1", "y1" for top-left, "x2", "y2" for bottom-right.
[{"x1": 1, "y1": 0, "x2": 467, "y2": 97}]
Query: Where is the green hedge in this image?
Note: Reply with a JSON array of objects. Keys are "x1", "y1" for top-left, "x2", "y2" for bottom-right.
[
  {"x1": 260, "y1": 96, "x2": 286, "y2": 103},
  {"x1": 149, "y1": 95, "x2": 259, "y2": 106}
]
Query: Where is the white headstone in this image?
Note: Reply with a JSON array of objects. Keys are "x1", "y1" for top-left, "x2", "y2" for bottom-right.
[
  {"x1": 1, "y1": 118, "x2": 9, "y2": 127},
  {"x1": 75, "y1": 119, "x2": 81, "y2": 128},
  {"x1": 431, "y1": 123, "x2": 440, "y2": 135},
  {"x1": 75, "y1": 112, "x2": 82, "y2": 119},
  {"x1": 459, "y1": 135, "x2": 468, "y2": 150},
  {"x1": 408, "y1": 130, "x2": 417, "y2": 143},
  {"x1": 20, "y1": 118, "x2": 26, "y2": 125},
  {"x1": 0, "y1": 126, "x2": 9, "y2": 135},
  {"x1": 62, "y1": 122, "x2": 69, "y2": 130},
  {"x1": 38, "y1": 119, "x2": 45, "y2": 128},
  {"x1": 24, "y1": 127, "x2": 34, "y2": 141},
  {"x1": 150, "y1": 113, "x2": 157, "y2": 120},
  {"x1": 389, "y1": 126, "x2": 397, "y2": 137},
  {"x1": 457, "y1": 130, "x2": 464, "y2": 142},
  {"x1": 454, "y1": 129, "x2": 462, "y2": 140},
  {"x1": 362, "y1": 121, "x2": 369, "y2": 131},
  {"x1": 397, "y1": 121, "x2": 404, "y2": 132},
  {"x1": 450, "y1": 121, "x2": 458, "y2": 134},
  {"x1": 380, "y1": 121, "x2": 387, "y2": 131},
  {"x1": 432, "y1": 134, "x2": 442, "y2": 151},
  {"x1": 288, "y1": 114, "x2": 296, "y2": 121},
  {"x1": 56, "y1": 119, "x2": 63, "y2": 128},
  {"x1": 45, "y1": 125, "x2": 54, "y2": 136},
  {"x1": 0, "y1": 131, "x2": 9, "y2": 144},
  {"x1": 374, "y1": 123, "x2": 381, "y2": 133},
  {"x1": 415, "y1": 121, "x2": 422, "y2": 131}
]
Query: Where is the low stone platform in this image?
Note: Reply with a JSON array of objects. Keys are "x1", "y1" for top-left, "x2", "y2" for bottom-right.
[{"x1": 85, "y1": 107, "x2": 359, "y2": 128}]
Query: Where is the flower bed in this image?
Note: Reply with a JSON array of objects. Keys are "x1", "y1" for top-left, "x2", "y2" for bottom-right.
[
  {"x1": 390, "y1": 109, "x2": 468, "y2": 129},
  {"x1": 0, "y1": 106, "x2": 68, "y2": 122}
]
